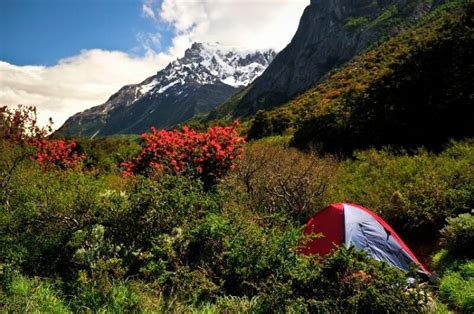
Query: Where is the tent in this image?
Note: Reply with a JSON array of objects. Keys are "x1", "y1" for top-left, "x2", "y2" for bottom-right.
[{"x1": 299, "y1": 203, "x2": 430, "y2": 277}]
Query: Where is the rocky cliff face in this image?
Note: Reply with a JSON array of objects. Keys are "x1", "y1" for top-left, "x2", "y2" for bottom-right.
[
  {"x1": 59, "y1": 43, "x2": 275, "y2": 137},
  {"x1": 231, "y1": 0, "x2": 442, "y2": 116}
]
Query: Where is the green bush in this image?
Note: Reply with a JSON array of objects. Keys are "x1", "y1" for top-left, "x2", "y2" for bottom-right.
[
  {"x1": 0, "y1": 164, "x2": 111, "y2": 278},
  {"x1": 440, "y1": 213, "x2": 474, "y2": 259},
  {"x1": 256, "y1": 247, "x2": 429, "y2": 313},
  {"x1": 326, "y1": 142, "x2": 474, "y2": 237},
  {"x1": 70, "y1": 279, "x2": 141, "y2": 313},
  {"x1": 438, "y1": 262, "x2": 474, "y2": 313},
  {"x1": 75, "y1": 137, "x2": 141, "y2": 173},
  {"x1": 0, "y1": 272, "x2": 69, "y2": 313},
  {"x1": 247, "y1": 110, "x2": 292, "y2": 140},
  {"x1": 106, "y1": 175, "x2": 219, "y2": 251}
]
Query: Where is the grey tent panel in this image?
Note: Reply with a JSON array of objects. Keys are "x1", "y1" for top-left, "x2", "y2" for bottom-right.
[{"x1": 343, "y1": 204, "x2": 415, "y2": 272}]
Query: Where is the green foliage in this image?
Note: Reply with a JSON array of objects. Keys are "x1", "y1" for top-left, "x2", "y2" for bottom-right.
[
  {"x1": 75, "y1": 137, "x2": 141, "y2": 173},
  {"x1": 110, "y1": 175, "x2": 219, "y2": 246},
  {"x1": 247, "y1": 110, "x2": 292, "y2": 140},
  {"x1": 367, "y1": 4, "x2": 398, "y2": 29},
  {"x1": 1, "y1": 115, "x2": 473, "y2": 310},
  {"x1": 429, "y1": 214, "x2": 473, "y2": 313},
  {"x1": 438, "y1": 261, "x2": 474, "y2": 313},
  {"x1": 325, "y1": 142, "x2": 474, "y2": 237},
  {"x1": 243, "y1": 1, "x2": 473, "y2": 154},
  {"x1": 255, "y1": 247, "x2": 429, "y2": 313},
  {"x1": 291, "y1": 0, "x2": 473, "y2": 153},
  {"x1": 440, "y1": 213, "x2": 474, "y2": 259},
  {"x1": 71, "y1": 279, "x2": 141, "y2": 312},
  {"x1": 0, "y1": 272, "x2": 69, "y2": 313},
  {"x1": 0, "y1": 165, "x2": 111, "y2": 278},
  {"x1": 345, "y1": 16, "x2": 370, "y2": 29}
]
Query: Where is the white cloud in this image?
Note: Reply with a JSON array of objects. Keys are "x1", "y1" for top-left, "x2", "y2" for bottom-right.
[
  {"x1": 0, "y1": 50, "x2": 173, "y2": 128},
  {"x1": 157, "y1": 0, "x2": 308, "y2": 51},
  {"x1": 142, "y1": 1, "x2": 156, "y2": 20},
  {"x1": 136, "y1": 32, "x2": 162, "y2": 54}
]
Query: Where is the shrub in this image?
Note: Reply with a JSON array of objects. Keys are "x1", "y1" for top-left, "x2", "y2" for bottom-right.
[
  {"x1": 32, "y1": 138, "x2": 84, "y2": 170},
  {"x1": 122, "y1": 122, "x2": 245, "y2": 187},
  {"x1": 440, "y1": 213, "x2": 474, "y2": 259},
  {"x1": 0, "y1": 105, "x2": 84, "y2": 171},
  {"x1": 107, "y1": 175, "x2": 219, "y2": 249},
  {"x1": 0, "y1": 271, "x2": 69, "y2": 313},
  {"x1": 438, "y1": 263, "x2": 474, "y2": 313},
  {"x1": 0, "y1": 105, "x2": 50, "y2": 144},
  {"x1": 247, "y1": 110, "x2": 292, "y2": 140},
  {"x1": 226, "y1": 140, "x2": 338, "y2": 224},
  {"x1": 0, "y1": 167, "x2": 111, "y2": 278},
  {"x1": 325, "y1": 142, "x2": 474, "y2": 238},
  {"x1": 256, "y1": 247, "x2": 429, "y2": 313},
  {"x1": 75, "y1": 137, "x2": 141, "y2": 173}
]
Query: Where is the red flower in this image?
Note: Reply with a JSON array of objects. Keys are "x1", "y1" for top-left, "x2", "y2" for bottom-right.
[
  {"x1": 1, "y1": 106, "x2": 85, "y2": 171},
  {"x1": 122, "y1": 121, "x2": 244, "y2": 184}
]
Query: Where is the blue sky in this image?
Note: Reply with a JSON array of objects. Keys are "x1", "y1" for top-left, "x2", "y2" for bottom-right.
[
  {"x1": 0, "y1": 0, "x2": 173, "y2": 65},
  {"x1": 0, "y1": 0, "x2": 307, "y2": 127}
]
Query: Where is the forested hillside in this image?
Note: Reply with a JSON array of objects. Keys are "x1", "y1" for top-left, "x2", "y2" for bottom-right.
[{"x1": 245, "y1": 1, "x2": 473, "y2": 154}]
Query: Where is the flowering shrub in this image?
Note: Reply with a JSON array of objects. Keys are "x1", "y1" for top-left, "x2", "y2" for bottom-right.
[
  {"x1": 0, "y1": 105, "x2": 50, "y2": 144},
  {"x1": 1, "y1": 105, "x2": 83, "y2": 170},
  {"x1": 32, "y1": 138, "x2": 84, "y2": 170},
  {"x1": 122, "y1": 122, "x2": 245, "y2": 184}
]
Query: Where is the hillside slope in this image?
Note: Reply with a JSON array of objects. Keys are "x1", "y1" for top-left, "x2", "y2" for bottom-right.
[
  {"x1": 247, "y1": 1, "x2": 473, "y2": 153},
  {"x1": 209, "y1": 0, "x2": 443, "y2": 119}
]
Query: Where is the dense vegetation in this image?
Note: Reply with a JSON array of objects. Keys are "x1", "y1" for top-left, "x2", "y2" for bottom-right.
[
  {"x1": 1, "y1": 1, "x2": 473, "y2": 312},
  {"x1": 1, "y1": 106, "x2": 473, "y2": 312},
  {"x1": 245, "y1": 1, "x2": 473, "y2": 154}
]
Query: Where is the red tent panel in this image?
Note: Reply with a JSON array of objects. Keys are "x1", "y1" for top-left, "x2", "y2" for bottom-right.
[{"x1": 299, "y1": 203, "x2": 344, "y2": 256}]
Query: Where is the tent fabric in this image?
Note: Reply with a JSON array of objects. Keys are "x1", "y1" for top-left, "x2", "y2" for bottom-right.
[
  {"x1": 301, "y1": 203, "x2": 429, "y2": 276},
  {"x1": 343, "y1": 203, "x2": 429, "y2": 274},
  {"x1": 344, "y1": 204, "x2": 420, "y2": 273},
  {"x1": 299, "y1": 203, "x2": 344, "y2": 256}
]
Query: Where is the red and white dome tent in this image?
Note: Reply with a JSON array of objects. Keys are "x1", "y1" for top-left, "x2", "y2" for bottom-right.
[{"x1": 299, "y1": 203, "x2": 430, "y2": 278}]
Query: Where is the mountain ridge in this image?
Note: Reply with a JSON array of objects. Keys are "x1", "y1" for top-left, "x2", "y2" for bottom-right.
[
  {"x1": 207, "y1": 0, "x2": 445, "y2": 119},
  {"x1": 59, "y1": 43, "x2": 276, "y2": 137}
]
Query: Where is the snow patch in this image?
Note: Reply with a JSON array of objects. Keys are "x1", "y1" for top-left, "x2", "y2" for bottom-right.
[
  {"x1": 106, "y1": 42, "x2": 275, "y2": 108},
  {"x1": 158, "y1": 80, "x2": 180, "y2": 94},
  {"x1": 139, "y1": 79, "x2": 158, "y2": 94}
]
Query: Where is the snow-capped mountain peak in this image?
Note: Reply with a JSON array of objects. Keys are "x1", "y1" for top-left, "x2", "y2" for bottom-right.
[
  {"x1": 59, "y1": 42, "x2": 276, "y2": 137},
  {"x1": 157, "y1": 42, "x2": 276, "y2": 89},
  {"x1": 110, "y1": 42, "x2": 276, "y2": 111}
]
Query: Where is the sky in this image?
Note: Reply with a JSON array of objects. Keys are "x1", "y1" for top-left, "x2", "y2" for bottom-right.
[{"x1": 0, "y1": 0, "x2": 308, "y2": 127}]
